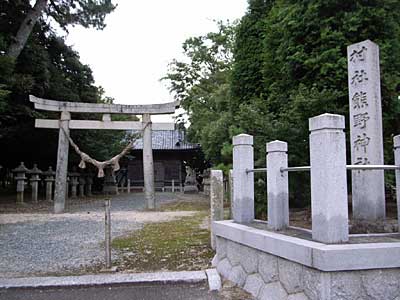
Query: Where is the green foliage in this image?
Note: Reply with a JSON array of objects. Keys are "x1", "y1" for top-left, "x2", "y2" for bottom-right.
[
  {"x1": 165, "y1": 0, "x2": 400, "y2": 214},
  {"x1": 0, "y1": 0, "x2": 120, "y2": 170},
  {"x1": 163, "y1": 21, "x2": 237, "y2": 166},
  {"x1": 229, "y1": 0, "x2": 400, "y2": 208}
]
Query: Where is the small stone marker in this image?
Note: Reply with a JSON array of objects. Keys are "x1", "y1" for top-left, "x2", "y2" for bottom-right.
[
  {"x1": 309, "y1": 114, "x2": 349, "y2": 243},
  {"x1": 348, "y1": 40, "x2": 385, "y2": 220},
  {"x1": 210, "y1": 170, "x2": 224, "y2": 250}
]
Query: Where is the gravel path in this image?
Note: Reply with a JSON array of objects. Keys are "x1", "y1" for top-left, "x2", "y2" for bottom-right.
[{"x1": 0, "y1": 193, "x2": 197, "y2": 278}]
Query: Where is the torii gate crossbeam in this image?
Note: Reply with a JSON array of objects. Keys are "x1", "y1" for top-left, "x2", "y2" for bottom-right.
[{"x1": 30, "y1": 95, "x2": 179, "y2": 213}]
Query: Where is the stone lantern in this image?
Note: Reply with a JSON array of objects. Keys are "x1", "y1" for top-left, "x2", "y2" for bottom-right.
[
  {"x1": 78, "y1": 173, "x2": 86, "y2": 197},
  {"x1": 69, "y1": 170, "x2": 80, "y2": 198},
  {"x1": 85, "y1": 172, "x2": 93, "y2": 197},
  {"x1": 66, "y1": 175, "x2": 70, "y2": 199},
  {"x1": 28, "y1": 164, "x2": 42, "y2": 202},
  {"x1": 43, "y1": 166, "x2": 55, "y2": 201},
  {"x1": 103, "y1": 166, "x2": 118, "y2": 195},
  {"x1": 12, "y1": 162, "x2": 29, "y2": 203}
]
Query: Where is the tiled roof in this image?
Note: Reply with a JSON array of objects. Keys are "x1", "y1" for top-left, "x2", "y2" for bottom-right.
[{"x1": 132, "y1": 130, "x2": 200, "y2": 150}]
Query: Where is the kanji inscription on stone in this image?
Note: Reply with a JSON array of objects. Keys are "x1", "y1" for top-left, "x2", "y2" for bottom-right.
[{"x1": 348, "y1": 40, "x2": 385, "y2": 220}]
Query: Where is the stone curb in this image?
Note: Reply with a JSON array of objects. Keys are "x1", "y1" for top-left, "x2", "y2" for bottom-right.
[
  {"x1": 0, "y1": 271, "x2": 207, "y2": 289},
  {"x1": 205, "y1": 268, "x2": 222, "y2": 291}
]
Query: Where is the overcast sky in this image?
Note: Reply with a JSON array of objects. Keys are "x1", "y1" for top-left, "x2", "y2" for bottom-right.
[{"x1": 65, "y1": 0, "x2": 248, "y2": 121}]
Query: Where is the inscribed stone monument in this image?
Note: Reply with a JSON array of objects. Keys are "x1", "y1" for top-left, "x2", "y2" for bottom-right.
[{"x1": 347, "y1": 40, "x2": 385, "y2": 220}]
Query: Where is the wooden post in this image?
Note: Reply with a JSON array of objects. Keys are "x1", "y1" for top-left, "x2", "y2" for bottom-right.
[
  {"x1": 142, "y1": 114, "x2": 155, "y2": 209},
  {"x1": 105, "y1": 199, "x2": 112, "y2": 269},
  {"x1": 54, "y1": 111, "x2": 70, "y2": 214}
]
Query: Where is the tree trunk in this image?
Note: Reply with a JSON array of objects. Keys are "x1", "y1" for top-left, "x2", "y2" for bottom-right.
[{"x1": 6, "y1": 0, "x2": 48, "y2": 59}]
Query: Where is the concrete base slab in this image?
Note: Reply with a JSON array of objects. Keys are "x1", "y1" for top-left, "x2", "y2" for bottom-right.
[
  {"x1": 214, "y1": 220, "x2": 400, "y2": 271},
  {"x1": 0, "y1": 271, "x2": 207, "y2": 289}
]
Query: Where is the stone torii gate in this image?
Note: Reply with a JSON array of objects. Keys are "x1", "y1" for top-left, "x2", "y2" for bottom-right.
[{"x1": 30, "y1": 95, "x2": 179, "y2": 213}]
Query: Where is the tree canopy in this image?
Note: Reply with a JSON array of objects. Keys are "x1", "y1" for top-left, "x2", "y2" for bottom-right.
[
  {"x1": 164, "y1": 0, "x2": 400, "y2": 209},
  {"x1": 5, "y1": 0, "x2": 116, "y2": 58},
  {"x1": 0, "y1": 0, "x2": 122, "y2": 171}
]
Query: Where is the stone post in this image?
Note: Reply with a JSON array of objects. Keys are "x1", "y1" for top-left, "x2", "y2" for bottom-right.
[
  {"x1": 172, "y1": 179, "x2": 175, "y2": 192},
  {"x1": 228, "y1": 169, "x2": 233, "y2": 219},
  {"x1": 210, "y1": 170, "x2": 224, "y2": 250},
  {"x1": 28, "y1": 164, "x2": 42, "y2": 203},
  {"x1": 43, "y1": 166, "x2": 55, "y2": 201},
  {"x1": 232, "y1": 134, "x2": 254, "y2": 223},
  {"x1": 70, "y1": 171, "x2": 79, "y2": 198},
  {"x1": 394, "y1": 135, "x2": 400, "y2": 231},
  {"x1": 12, "y1": 162, "x2": 29, "y2": 204},
  {"x1": 79, "y1": 175, "x2": 85, "y2": 197},
  {"x1": 85, "y1": 173, "x2": 93, "y2": 196},
  {"x1": 54, "y1": 111, "x2": 70, "y2": 213},
  {"x1": 127, "y1": 179, "x2": 131, "y2": 194},
  {"x1": 309, "y1": 113, "x2": 349, "y2": 243},
  {"x1": 266, "y1": 141, "x2": 289, "y2": 230},
  {"x1": 142, "y1": 113, "x2": 155, "y2": 209},
  {"x1": 348, "y1": 40, "x2": 385, "y2": 220}
]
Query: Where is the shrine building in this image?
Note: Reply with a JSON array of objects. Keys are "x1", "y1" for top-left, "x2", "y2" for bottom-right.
[{"x1": 125, "y1": 130, "x2": 201, "y2": 190}]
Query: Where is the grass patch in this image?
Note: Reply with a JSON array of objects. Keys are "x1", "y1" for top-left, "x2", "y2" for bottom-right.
[
  {"x1": 159, "y1": 199, "x2": 210, "y2": 212},
  {"x1": 112, "y1": 210, "x2": 214, "y2": 272}
]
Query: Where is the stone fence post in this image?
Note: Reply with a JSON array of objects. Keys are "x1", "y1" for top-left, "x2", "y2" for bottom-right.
[
  {"x1": 266, "y1": 141, "x2": 289, "y2": 230},
  {"x1": 210, "y1": 170, "x2": 224, "y2": 250},
  {"x1": 232, "y1": 134, "x2": 254, "y2": 223},
  {"x1": 309, "y1": 113, "x2": 349, "y2": 243},
  {"x1": 228, "y1": 169, "x2": 233, "y2": 219},
  {"x1": 394, "y1": 135, "x2": 400, "y2": 231}
]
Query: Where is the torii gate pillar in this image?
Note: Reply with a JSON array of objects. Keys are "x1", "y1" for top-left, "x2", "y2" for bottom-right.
[
  {"x1": 54, "y1": 111, "x2": 70, "y2": 213},
  {"x1": 142, "y1": 113, "x2": 155, "y2": 209}
]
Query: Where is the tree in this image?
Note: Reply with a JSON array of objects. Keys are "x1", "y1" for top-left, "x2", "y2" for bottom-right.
[
  {"x1": 5, "y1": 0, "x2": 116, "y2": 59},
  {"x1": 230, "y1": 0, "x2": 400, "y2": 206},
  {"x1": 163, "y1": 22, "x2": 237, "y2": 166},
  {"x1": 0, "y1": 0, "x2": 121, "y2": 171}
]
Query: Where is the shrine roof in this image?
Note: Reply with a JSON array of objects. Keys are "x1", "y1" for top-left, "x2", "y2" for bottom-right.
[{"x1": 132, "y1": 130, "x2": 200, "y2": 151}]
